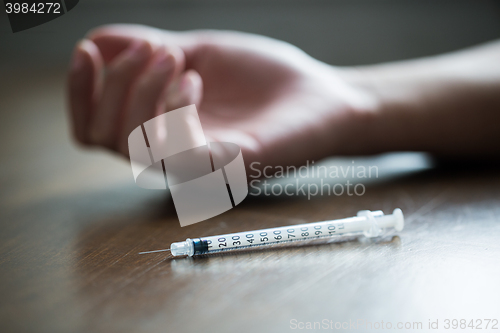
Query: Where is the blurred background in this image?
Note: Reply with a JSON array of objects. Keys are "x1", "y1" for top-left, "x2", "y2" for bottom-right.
[{"x1": 1, "y1": 0, "x2": 500, "y2": 70}]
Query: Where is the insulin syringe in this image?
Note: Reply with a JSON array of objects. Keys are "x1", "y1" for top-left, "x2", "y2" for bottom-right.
[{"x1": 139, "y1": 209, "x2": 404, "y2": 257}]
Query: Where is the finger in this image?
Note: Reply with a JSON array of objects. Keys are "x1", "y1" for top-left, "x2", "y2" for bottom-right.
[
  {"x1": 87, "y1": 24, "x2": 163, "y2": 63},
  {"x1": 118, "y1": 48, "x2": 177, "y2": 155},
  {"x1": 87, "y1": 24, "x2": 186, "y2": 70},
  {"x1": 67, "y1": 39, "x2": 103, "y2": 145},
  {"x1": 159, "y1": 70, "x2": 205, "y2": 159},
  {"x1": 163, "y1": 69, "x2": 203, "y2": 112},
  {"x1": 89, "y1": 40, "x2": 153, "y2": 149}
]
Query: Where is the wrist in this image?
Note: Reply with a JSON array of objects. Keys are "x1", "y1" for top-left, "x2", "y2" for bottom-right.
[
  {"x1": 335, "y1": 62, "x2": 431, "y2": 155},
  {"x1": 329, "y1": 65, "x2": 395, "y2": 155}
]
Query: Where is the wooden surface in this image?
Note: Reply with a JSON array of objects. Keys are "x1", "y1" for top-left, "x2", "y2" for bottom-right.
[{"x1": 1, "y1": 69, "x2": 500, "y2": 333}]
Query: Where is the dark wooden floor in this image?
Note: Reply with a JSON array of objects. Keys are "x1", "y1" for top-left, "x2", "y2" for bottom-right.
[{"x1": 1, "y1": 69, "x2": 499, "y2": 333}]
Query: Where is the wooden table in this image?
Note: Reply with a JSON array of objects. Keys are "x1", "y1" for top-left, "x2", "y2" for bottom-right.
[{"x1": 1, "y1": 69, "x2": 499, "y2": 333}]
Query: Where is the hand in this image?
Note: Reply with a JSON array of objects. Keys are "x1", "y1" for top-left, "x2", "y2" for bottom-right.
[{"x1": 67, "y1": 24, "x2": 375, "y2": 172}]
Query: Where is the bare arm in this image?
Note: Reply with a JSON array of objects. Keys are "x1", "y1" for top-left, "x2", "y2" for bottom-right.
[{"x1": 341, "y1": 40, "x2": 500, "y2": 158}]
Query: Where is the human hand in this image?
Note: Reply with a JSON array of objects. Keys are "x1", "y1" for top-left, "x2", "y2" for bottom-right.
[{"x1": 68, "y1": 24, "x2": 375, "y2": 172}]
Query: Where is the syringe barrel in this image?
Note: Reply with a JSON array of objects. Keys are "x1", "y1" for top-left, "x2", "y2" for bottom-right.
[{"x1": 171, "y1": 209, "x2": 404, "y2": 257}]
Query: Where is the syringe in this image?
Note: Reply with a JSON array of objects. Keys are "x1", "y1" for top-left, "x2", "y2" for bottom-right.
[{"x1": 139, "y1": 209, "x2": 404, "y2": 257}]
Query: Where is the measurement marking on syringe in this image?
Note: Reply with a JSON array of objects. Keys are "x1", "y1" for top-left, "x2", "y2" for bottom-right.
[
  {"x1": 205, "y1": 233, "x2": 350, "y2": 254},
  {"x1": 207, "y1": 223, "x2": 344, "y2": 250}
]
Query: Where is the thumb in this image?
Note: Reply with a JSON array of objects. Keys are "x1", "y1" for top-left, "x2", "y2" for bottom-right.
[{"x1": 163, "y1": 69, "x2": 203, "y2": 112}]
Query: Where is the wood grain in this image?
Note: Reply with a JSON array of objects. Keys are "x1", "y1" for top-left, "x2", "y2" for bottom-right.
[{"x1": 0, "y1": 69, "x2": 499, "y2": 333}]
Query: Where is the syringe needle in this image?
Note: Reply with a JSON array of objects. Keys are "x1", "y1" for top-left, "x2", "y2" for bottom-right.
[{"x1": 138, "y1": 249, "x2": 171, "y2": 255}]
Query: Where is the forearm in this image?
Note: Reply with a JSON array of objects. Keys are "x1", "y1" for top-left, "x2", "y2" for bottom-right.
[{"x1": 341, "y1": 40, "x2": 500, "y2": 157}]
